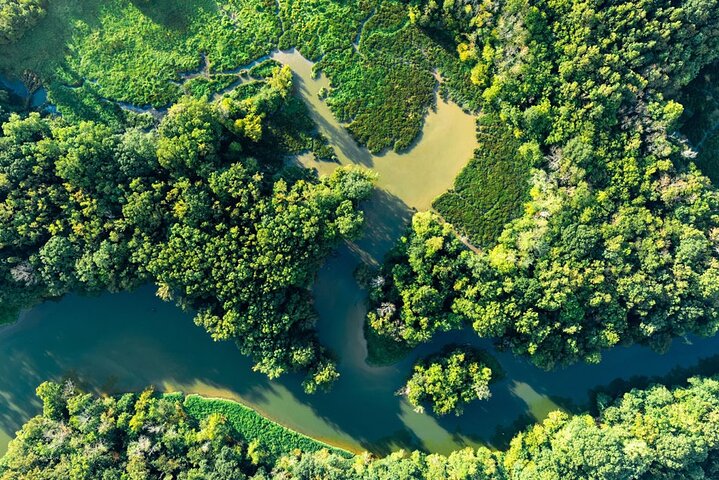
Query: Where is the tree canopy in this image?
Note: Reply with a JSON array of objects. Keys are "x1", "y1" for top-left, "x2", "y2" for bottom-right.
[
  {"x1": 0, "y1": 0, "x2": 46, "y2": 44},
  {"x1": 369, "y1": 0, "x2": 719, "y2": 370},
  {"x1": 0, "y1": 68, "x2": 375, "y2": 390},
  {"x1": 4, "y1": 376, "x2": 719, "y2": 479},
  {"x1": 401, "y1": 347, "x2": 493, "y2": 416}
]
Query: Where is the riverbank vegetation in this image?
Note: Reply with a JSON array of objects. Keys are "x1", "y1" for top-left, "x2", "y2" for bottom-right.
[
  {"x1": 369, "y1": 0, "x2": 719, "y2": 371},
  {"x1": 316, "y1": 1, "x2": 481, "y2": 152},
  {"x1": 3, "y1": 375, "x2": 719, "y2": 478},
  {"x1": 0, "y1": 381, "x2": 348, "y2": 480},
  {"x1": 0, "y1": 68, "x2": 375, "y2": 390},
  {"x1": 400, "y1": 347, "x2": 494, "y2": 416}
]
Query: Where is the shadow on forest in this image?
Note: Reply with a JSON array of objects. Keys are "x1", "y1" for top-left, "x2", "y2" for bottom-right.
[{"x1": 131, "y1": 0, "x2": 217, "y2": 31}]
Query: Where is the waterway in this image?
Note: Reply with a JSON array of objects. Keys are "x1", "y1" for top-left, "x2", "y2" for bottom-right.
[
  {"x1": 0, "y1": 76, "x2": 47, "y2": 109},
  {"x1": 2, "y1": 49, "x2": 719, "y2": 456}
]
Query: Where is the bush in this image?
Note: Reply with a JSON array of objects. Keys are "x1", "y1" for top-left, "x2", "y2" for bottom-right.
[{"x1": 400, "y1": 346, "x2": 495, "y2": 416}]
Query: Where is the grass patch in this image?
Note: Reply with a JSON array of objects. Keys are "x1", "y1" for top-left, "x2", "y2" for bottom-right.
[
  {"x1": 0, "y1": 0, "x2": 280, "y2": 111},
  {"x1": 183, "y1": 394, "x2": 351, "y2": 460},
  {"x1": 433, "y1": 112, "x2": 530, "y2": 248},
  {"x1": 319, "y1": 2, "x2": 479, "y2": 152},
  {"x1": 68, "y1": 0, "x2": 280, "y2": 107},
  {"x1": 184, "y1": 74, "x2": 241, "y2": 99},
  {"x1": 249, "y1": 59, "x2": 282, "y2": 78},
  {"x1": 278, "y1": 0, "x2": 479, "y2": 152},
  {"x1": 47, "y1": 82, "x2": 128, "y2": 128}
]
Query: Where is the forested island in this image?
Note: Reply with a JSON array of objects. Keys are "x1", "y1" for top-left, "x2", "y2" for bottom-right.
[{"x1": 1, "y1": 0, "x2": 719, "y2": 477}]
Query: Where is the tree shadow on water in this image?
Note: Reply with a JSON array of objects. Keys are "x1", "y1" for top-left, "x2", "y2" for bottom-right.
[
  {"x1": 348, "y1": 189, "x2": 413, "y2": 265},
  {"x1": 585, "y1": 353, "x2": 719, "y2": 415},
  {"x1": 0, "y1": 284, "x2": 434, "y2": 456},
  {"x1": 0, "y1": 286, "x2": 284, "y2": 446}
]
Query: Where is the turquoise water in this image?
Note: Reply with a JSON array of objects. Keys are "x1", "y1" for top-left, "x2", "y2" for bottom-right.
[{"x1": 4, "y1": 286, "x2": 719, "y2": 456}]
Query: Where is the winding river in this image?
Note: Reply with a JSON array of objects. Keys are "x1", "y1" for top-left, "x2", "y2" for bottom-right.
[{"x1": 2, "y1": 50, "x2": 719, "y2": 455}]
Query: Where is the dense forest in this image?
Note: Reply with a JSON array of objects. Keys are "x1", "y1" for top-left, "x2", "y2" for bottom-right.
[
  {"x1": 0, "y1": 0, "x2": 478, "y2": 150},
  {"x1": 0, "y1": 0, "x2": 46, "y2": 45},
  {"x1": 0, "y1": 66, "x2": 374, "y2": 391},
  {"x1": 2, "y1": 0, "x2": 719, "y2": 477},
  {"x1": 368, "y1": 0, "x2": 719, "y2": 370},
  {"x1": 3, "y1": 376, "x2": 719, "y2": 478}
]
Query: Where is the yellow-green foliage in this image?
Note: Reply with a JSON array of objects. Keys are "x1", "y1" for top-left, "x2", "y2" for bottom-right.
[
  {"x1": 1, "y1": 0, "x2": 478, "y2": 152},
  {"x1": 5, "y1": 377, "x2": 719, "y2": 479},
  {"x1": 319, "y1": 2, "x2": 480, "y2": 152},
  {"x1": 182, "y1": 395, "x2": 351, "y2": 461},
  {"x1": 277, "y1": 0, "x2": 374, "y2": 60},
  {"x1": 68, "y1": 0, "x2": 280, "y2": 107},
  {"x1": 0, "y1": 0, "x2": 46, "y2": 44}
]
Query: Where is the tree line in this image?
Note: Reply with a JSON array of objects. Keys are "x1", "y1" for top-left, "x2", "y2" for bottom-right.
[{"x1": 3, "y1": 375, "x2": 718, "y2": 478}]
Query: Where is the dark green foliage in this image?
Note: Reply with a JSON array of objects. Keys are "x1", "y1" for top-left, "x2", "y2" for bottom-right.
[
  {"x1": 184, "y1": 74, "x2": 241, "y2": 100},
  {"x1": 248, "y1": 59, "x2": 282, "y2": 79},
  {"x1": 363, "y1": 319, "x2": 413, "y2": 366},
  {"x1": 372, "y1": 0, "x2": 719, "y2": 370},
  {"x1": 367, "y1": 212, "x2": 468, "y2": 347},
  {"x1": 433, "y1": 113, "x2": 531, "y2": 247},
  {"x1": 401, "y1": 347, "x2": 494, "y2": 416},
  {"x1": 317, "y1": 2, "x2": 480, "y2": 152},
  {"x1": 6, "y1": 377, "x2": 719, "y2": 479},
  {"x1": 0, "y1": 71, "x2": 375, "y2": 390},
  {"x1": 679, "y1": 62, "x2": 719, "y2": 184},
  {"x1": 277, "y1": 0, "x2": 373, "y2": 61},
  {"x1": 0, "y1": 0, "x2": 46, "y2": 44}
]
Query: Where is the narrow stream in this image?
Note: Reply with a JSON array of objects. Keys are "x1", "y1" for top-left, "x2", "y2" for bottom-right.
[{"x1": 2, "y1": 50, "x2": 719, "y2": 457}]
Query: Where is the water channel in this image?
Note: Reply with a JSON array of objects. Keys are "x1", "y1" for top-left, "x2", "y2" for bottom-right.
[{"x1": 2, "y1": 49, "x2": 719, "y2": 456}]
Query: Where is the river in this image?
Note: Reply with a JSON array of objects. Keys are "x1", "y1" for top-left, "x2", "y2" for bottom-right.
[{"x1": 2, "y1": 49, "x2": 719, "y2": 456}]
